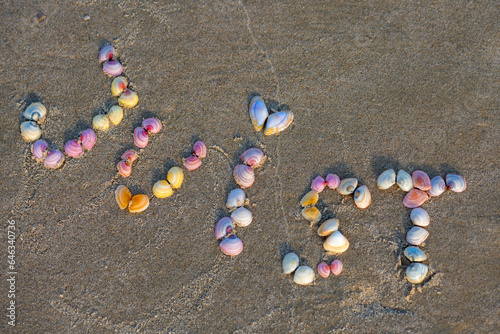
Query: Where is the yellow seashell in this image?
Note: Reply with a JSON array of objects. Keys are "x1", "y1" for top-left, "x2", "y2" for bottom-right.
[
  {"x1": 300, "y1": 191, "x2": 319, "y2": 207},
  {"x1": 111, "y1": 76, "x2": 128, "y2": 97},
  {"x1": 115, "y1": 185, "x2": 132, "y2": 210},
  {"x1": 129, "y1": 194, "x2": 149, "y2": 213},
  {"x1": 152, "y1": 180, "x2": 173, "y2": 198},
  {"x1": 118, "y1": 89, "x2": 139, "y2": 108},
  {"x1": 167, "y1": 166, "x2": 184, "y2": 189},
  {"x1": 301, "y1": 207, "x2": 321, "y2": 224},
  {"x1": 107, "y1": 106, "x2": 124, "y2": 125},
  {"x1": 93, "y1": 114, "x2": 110, "y2": 131}
]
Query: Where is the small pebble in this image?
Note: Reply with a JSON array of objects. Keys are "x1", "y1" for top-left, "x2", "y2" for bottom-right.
[
  {"x1": 36, "y1": 11, "x2": 46, "y2": 22},
  {"x1": 83, "y1": 14, "x2": 90, "y2": 21}
]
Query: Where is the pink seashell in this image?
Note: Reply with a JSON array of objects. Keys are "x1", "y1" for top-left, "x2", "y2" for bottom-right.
[
  {"x1": 142, "y1": 118, "x2": 162, "y2": 134},
  {"x1": 134, "y1": 127, "x2": 149, "y2": 148},
  {"x1": 32, "y1": 139, "x2": 48, "y2": 161},
  {"x1": 64, "y1": 140, "x2": 84, "y2": 158},
  {"x1": 44, "y1": 150, "x2": 65, "y2": 169},
  {"x1": 412, "y1": 171, "x2": 431, "y2": 191},
  {"x1": 317, "y1": 262, "x2": 331, "y2": 278},
  {"x1": 184, "y1": 155, "x2": 202, "y2": 171},
  {"x1": 121, "y1": 149, "x2": 138, "y2": 163},
  {"x1": 103, "y1": 60, "x2": 123, "y2": 77},
  {"x1": 311, "y1": 176, "x2": 326, "y2": 193},
  {"x1": 193, "y1": 141, "x2": 207, "y2": 158},
  {"x1": 98, "y1": 45, "x2": 116, "y2": 62},
  {"x1": 234, "y1": 164, "x2": 255, "y2": 188},
  {"x1": 326, "y1": 174, "x2": 340, "y2": 189},
  {"x1": 428, "y1": 176, "x2": 446, "y2": 197},
  {"x1": 240, "y1": 148, "x2": 265, "y2": 168},
  {"x1": 215, "y1": 217, "x2": 234, "y2": 239},
  {"x1": 330, "y1": 259, "x2": 343, "y2": 276},
  {"x1": 80, "y1": 129, "x2": 96, "y2": 151},
  {"x1": 117, "y1": 161, "x2": 132, "y2": 177},
  {"x1": 219, "y1": 235, "x2": 243, "y2": 256},
  {"x1": 403, "y1": 189, "x2": 429, "y2": 208}
]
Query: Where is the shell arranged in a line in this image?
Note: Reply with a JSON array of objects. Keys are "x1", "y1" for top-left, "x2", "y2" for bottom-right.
[
  {"x1": 318, "y1": 218, "x2": 339, "y2": 237},
  {"x1": 184, "y1": 155, "x2": 202, "y2": 171},
  {"x1": 338, "y1": 178, "x2": 358, "y2": 195},
  {"x1": 324, "y1": 231, "x2": 349, "y2": 253},
  {"x1": 234, "y1": 164, "x2": 255, "y2": 188},
  {"x1": 282, "y1": 252, "x2": 299, "y2": 274},
  {"x1": 117, "y1": 161, "x2": 132, "y2": 177},
  {"x1": 264, "y1": 111, "x2": 294, "y2": 136},
  {"x1": 134, "y1": 127, "x2": 149, "y2": 148},
  {"x1": 64, "y1": 139, "x2": 84, "y2": 158},
  {"x1": 220, "y1": 235, "x2": 243, "y2": 256},
  {"x1": 406, "y1": 226, "x2": 429, "y2": 246},
  {"x1": 115, "y1": 185, "x2": 132, "y2": 210},
  {"x1": 412, "y1": 171, "x2": 431, "y2": 191},
  {"x1": 142, "y1": 118, "x2": 162, "y2": 134},
  {"x1": 330, "y1": 259, "x2": 343, "y2": 276},
  {"x1": 410, "y1": 208, "x2": 430, "y2": 227},
  {"x1": 103, "y1": 60, "x2": 123, "y2": 77},
  {"x1": 354, "y1": 185, "x2": 371, "y2": 209},
  {"x1": 317, "y1": 262, "x2": 330, "y2": 278},
  {"x1": 428, "y1": 176, "x2": 446, "y2": 197},
  {"x1": 406, "y1": 263, "x2": 428, "y2": 284},
  {"x1": 446, "y1": 174, "x2": 467, "y2": 193},
  {"x1": 167, "y1": 167, "x2": 184, "y2": 189},
  {"x1": 44, "y1": 150, "x2": 65, "y2": 169},
  {"x1": 129, "y1": 194, "x2": 149, "y2": 213},
  {"x1": 215, "y1": 217, "x2": 234, "y2": 240},
  {"x1": 80, "y1": 129, "x2": 96, "y2": 151},
  {"x1": 300, "y1": 191, "x2": 319, "y2": 207},
  {"x1": 32, "y1": 140, "x2": 48, "y2": 161},
  {"x1": 108, "y1": 106, "x2": 124, "y2": 126},
  {"x1": 311, "y1": 176, "x2": 326, "y2": 193},
  {"x1": 118, "y1": 89, "x2": 139, "y2": 108},
  {"x1": 248, "y1": 95, "x2": 269, "y2": 131},
  {"x1": 326, "y1": 174, "x2": 340, "y2": 189},
  {"x1": 377, "y1": 169, "x2": 396, "y2": 190},
  {"x1": 193, "y1": 141, "x2": 207, "y2": 158},
  {"x1": 403, "y1": 189, "x2": 429, "y2": 208},
  {"x1": 23, "y1": 102, "x2": 46, "y2": 122},
  {"x1": 111, "y1": 77, "x2": 127, "y2": 97},
  {"x1": 404, "y1": 246, "x2": 427, "y2": 262},
  {"x1": 231, "y1": 207, "x2": 252, "y2": 227},
  {"x1": 226, "y1": 188, "x2": 246, "y2": 211},
  {"x1": 241, "y1": 148, "x2": 265, "y2": 168},
  {"x1": 301, "y1": 207, "x2": 321, "y2": 224},
  {"x1": 93, "y1": 114, "x2": 110, "y2": 131},
  {"x1": 98, "y1": 45, "x2": 116, "y2": 62},
  {"x1": 293, "y1": 266, "x2": 314, "y2": 285},
  {"x1": 20, "y1": 121, "x2": 42, "y2": 142},
  {"x1": 152, "y1": 180, "x2": 173, "y2": 198},
  {"x1": 397, "y1": 170, "x2": 413, "y2": 192}
]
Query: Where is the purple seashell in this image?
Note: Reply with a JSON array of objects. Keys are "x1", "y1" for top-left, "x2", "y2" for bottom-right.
[
  {"x1": 326, "y1": 174, "x2": 340, "y2": 189},
  {"x1": 240, "y1": 148, "x2": 265, "y2": 168},
  {"x1": 44, "y1": 150, "x2": 65, "y2": 169},
  {"x1": 403, "y1": 189, "x2": 429, "y2": 208},
  {"x1": 64, "y1": 140, "x2": 84, "y2": 158},
  {"x1": 98, "y1": 45, "x2": 116, "y2": 62},
  {"x1": 219, "y1": 235, "x2": 243, "y2": 256},
  {"x1": 32, "y1": 139, "x2": 48, "y2": 161},
  {"x1": 80, "y1": 129, "x2": 96, "y2": 151},
  {"x1": 214, "y1": 217, "x2": 234, "y2": 239},
  {"x1": 103, "y1": 60, "x2": 123, "y2": 77},
  {"x1": 428, "y1": 176, "x2": 446, "y2": 197},
  {"x1": 311, "y1": 175, "x2": 326, "y2": 193},
  {"x1": 412, "y1": 171, "x2": 431, "y2": 191},
  {"x1": 234, "y1": 164, "x2": 255, "y2": 188},
  {"x1": 134, "y1": 127, "x2": 149, "y2": 148}
]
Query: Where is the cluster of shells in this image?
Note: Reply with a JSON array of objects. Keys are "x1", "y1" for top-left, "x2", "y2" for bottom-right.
[
  {"x1": 248, "y1": 96, "x2": 294, "y2": 135},
  {"x1": 377, "y1": 169, "x2": 467, "y2": 284},
  {"x1": 282, "y1": 252, "x2": 344, "y2": 285}
]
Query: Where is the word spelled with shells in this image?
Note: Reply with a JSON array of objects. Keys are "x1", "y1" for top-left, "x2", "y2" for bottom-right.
[
  {"x1": 183, "y1": 141, "x2": 207, "y2": 171},
  {"x1": 248, "y1": 95, "x2": 294, "y2": 135}
]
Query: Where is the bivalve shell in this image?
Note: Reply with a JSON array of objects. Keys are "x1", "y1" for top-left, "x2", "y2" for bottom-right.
[
  {"x1": 377, "y1": 169, "x2": 396, "y2": 190},
  {"x1": 293, "y1": 266, "x2": 315, "y2": 285},
  {"x1": 338, "y1": 178, "x2": 358, "y2": 195},
  {"x1": 326, "y1": 174, "x2": 340, "y2": 189},
  {"x1": 406, "y1": 226, "x2": 429, "y2": 246},
  {"x1": 44, "y1": 150, "x2": 64, "y2": 169},
  {"x1": 282, "y1": 253, "x2": 299, "y2": 274},
  {"x1": 410, "y1": 208, "x2": 430, "y2": 227},
  {"x1": 248, "y1": 96, "x2": 269, "y2": 131},
  {"x1": 103, "y1": 60, "x2": 123, "y2": 77},
  {"x1": 231, "y1": 207, "x2": 252, "y2": 227},
  {"x1": 80, "y1": 129, "x2": 96, "y2": 151},
  {"x1": 152, "y1": 180, "x2": 173, "y2": 198},
  {"x1": 117, "y1": 161, "x2": 132, "y2": 177},
  {"x1": 240, "y1": 148, "x2": 265, "y2": 168},
  {"x1": 301, "y1": 207, "x2": 321, "y2": 224},
  {"x1": 324, "y1": 231, "x2": 349, "y2": 253},
  {"x1": 404, "y1": 246, "x2": 427, "y2": 262},
  {"x1": 111, "y1": 77, "x2": 127, "y2": 97},
  {"x1": 226, "y1": 188, "x2": 246, "y2": 211},
  {"x1": 167, "y1": 167, "x2": 184, "y2": 189},
  {"x1": 115, "y1": 185, "x2": 132, "y2": 210},
  {"x1": 428, "y1": 176, "x2": 446, "y2": 197},
  {"x1": 215, "y1": 217, "x2": 234, "y2": 239},
  {"x1": 134, "y1": 127, "x2": 149, "y2": 148},
  {"x1": 220, "y1": 235, "x2": 243, "y2": 256},
  {"x1": 93, "y1": 114, "x2": 110, "y2": 131},
  {"x1": 446, "y1": 174, "x2": 467, "y2": 193},
  {"x1": 32, "y1": 139, "x2": 48, "y2": 161},
  {"x1": 397, "y1": 170, "x2": 413, "y2": 192},
  {"x1": 193, "y1": 141, "x2": 207, "y2": 158},
  {"x1": 300, "y1": 191, "x2": 319, "y2": 207},
  {"x1": 108, "y1": 106, "x2": 124, "y2": 125},
  {"x1": 64, "y1": 140, "x2": 84, "y2": 158},
  {"x1": 330, "y1": 259, "x2": 343, "y2": 276},
  {"x1": 142, "y1": 118, "x2": 162, "y2": 134},
  {"x1": 118, "y1": 89, "x2": 139, "y2": 108},
  {"x1": 403, "y1": 189, "x2": 429, "y2": 208},
  {"x1": 412, "y1": 171, "x2": 432, "y2": 191},
  {"x1": 406, "y1": 263, "x2": 428, "y2": 284},
  {"x1": 353, "y1": 185, "x2": 371, "y2": 209},
  {"x1": 264, "y1": 111, "x2": 294, "y2": 136},
  {"x1": 20, "y1": 121, "x2": 42, "y2": 142},
  {"x1": 98, "y1": 45, "x2": 116, "y2": 62},
  {"x1": 184, "y1": 155, "x2": 202, "y2": 171},
  {"x1": 311, "y1": 176, "x2": 326, "y2": 193},
  {"x1": 129, "y1": 194, "x2": 149, "y2": 213},
  {"x1": 318, "y1": 219, "x2": 339, "y2": 237},
  {"x1": 317, "y1": 262, "x2": 330, "y2": 278},
  {"x1": 121, "y1": 150, "x2": 138, "y2": 163},
  {"x1": 234, "y1": 164, "x2": 255, "y2": 188},
  {"x1": 23, "y1": 102, "x2": 47, "y2": 122}
]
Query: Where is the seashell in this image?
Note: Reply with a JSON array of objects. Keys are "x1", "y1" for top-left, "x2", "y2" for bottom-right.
[
  {"x1": 317, "y1": 262, "x2": 331, "y2": 278},
  {"x1": 240, "y1": 148, "x2": 265, "y2": 168},
  {"x1": 324, "y1": 231, "x2": 349, "y2": 253},
  {"x1": 412, "y1": 171, "x2": 432, "y2": 191},
  {"x1": 234, "y1": 164, "x2": 255, "y2": 188},
  {"x1": 44, "y1": 150, "x2": 65, "y2": 169},
  {"x1": 428, "y1": 176, "x2": 446, "y2": 197},
  {"x1": 193, "y1": 141, "x2": 207, "y2": 158},
  {"x1": 397, "y1": 170, "x2": 413, "y2": 192},
  {"x1": 293, "y1": 266, "x2": 315, "y2": 285},
  {"x1": 111, "y1": 76, "x2": 127, "y2": 97},
  {"x1": 406, "y1": 263, "x2": 428, "y2": 284},
  {"x1": 231, "y1": 207, "x2": 253, "y2": 227},
  {"x1": 121, "y1": 149, "x2": 138, "y2": 163},
  {"x1": 184, "y1": 155, "x2": 202, "y2": 171},
  {"x1": 118, "y1": 89, "x2": 139, "y2": 108},
  {"x1": 326, "y1": 174, "x2": 340, "y2": 189},
  {"x1": 107, "y1": 106, "x2": 124, "y2": 125},
  {"x1": 330, "y1": 259, "x2": 343, "y2": 276},
  {"x1": 80, "y1": 129, "x2": 96, "y2": 151},
  {"x1": 219, "y1": 235, "x2": 243, "y2": 256},
  {"x1": 353, "y1": 185, "x2": 371, "y2": 209},
  {"x1": 64, "y1": 139, "x2": 84, "y2": 158},
  {"x1": 446, "y1": 174, "x2": 467, "y2": 193},
  {"x1": 167, "y1": 166, "x2": 184, "y2": 189},
  {"x1": 103, "y1": 60, "x2": 123, "y2": 77},
  {"x1": 301, "y1": 207, "x2": 321, "y2": 224},
  {"x1": 20, "y1": 121, "x2": 42, "y2": 142},
  {"x1": 264, "y1": 111, "x2": 294, "y2": 136},
  {"x1": 23, "y1": 102, "x2": 46, "y2": 122},
  {"x1": 152, "y1": 180, "x2": 173, "y2": 198},
  {"x1": 403, "y1": 189, "x2": 429, "y2": 208},
  {"x1": 93, "y1": 114, "x2": 110, "y2": 131},
  {"x1": 282, "y1": 253, "x2": 299, "y2": 274},
  {"x1": 406, "y1": 226, "x2": 429, "y2": 246},
  {"x1": 142, "y1": 118, "x2": 162, "y2": 134},
  {"x1": 117, "y1": 161, "x2": 132, "y2": 177},
  {"x1": 337, "y1": 178, "x2": 358, "y2": 195},
  {"x1": 410, "y1": 208, "x2": 430, "y2": 227},
  {"x1": 377, "y1": 169, "x2": 396, "y2": 190},
  {"x1": 300, "y1": 191, "x2": 319, "y2": 207},
  {"x1": 248, "y1": 95, "x2": 269, "y2": 131},
  {"x1": 215, "y1": 217, "x2": 234, "y2": 239},
  {"x1": 404, "y1": 246, "x2": 427, "y2": 262},
  {"x1": 115, "y1": 185, "x2": 132, "y2": 210},
  {"x1": 318, "y1": 218, "x2": 339, "y2": 237},
  {"x1": 226, "y1": 188, "x2": 246, "y2": 211},
  {"x1": 311, "y1": 176, "x2": 326, "y2": 193},
  {"x1": 133, "y1": 127, "x2": 149, "y2": 148},
  {"x1": 129, "y1": 194, "x2": 149, "y2": 213},
  {"x1": 32, "y1": 140, "x2": 48, "y2": 161},
  {"x1": 98, "y1": 45, "x2": 116, "y2": 62}
]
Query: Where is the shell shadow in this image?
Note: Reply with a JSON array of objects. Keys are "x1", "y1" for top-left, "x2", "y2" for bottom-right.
[
  {"x1": 438, "y1": 163, "x2": 461, "y2": 175},
  {"x1": 279, "y1": 242, "x2": 302, "y2": 259},
  {"x1": 104, "y1": 98, "x2": 118, "y2": 111},
  {"x1": 98, "y1": 39, "x2": 112, "y2": 51},
  {"x1": 323, "y1": 163, "x2": 356, "y2": 180},
  {"x1": 247, "y1": 92, "x2": 261, "y2": 107},
  {"x1": 371, "y1": 156, "x2": 400, "y2": 178},
  {"x1": 126, "y1": 184, "x2": 146, "y2": 195},
  {"x1": 266, "y1": 98, "x2": 290, "y2": 113},
  {"x1": 405, "y1": 163, "x2": 439, "y2": 178},
  {"x1": 17, "y1": 93, "x2": 43, "y2": 126},
  {"x1": 63, "y1": 120, "x2": 91, "y2": 142}
]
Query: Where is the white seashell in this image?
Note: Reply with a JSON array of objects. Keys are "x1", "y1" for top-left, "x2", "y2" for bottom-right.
[
  {"x1": 264, "y1": 111, "x2": 294, "y2": 135},
  {"x1": 406, "y1": 226, "x2": 429, "y2": 246},
  {"x1": 428, "y1": 176, "x2": 446, "y2": 197},
  {"x1": 282, "y1": 252, "x2": 300, "y2": 274},
  {"x1": 397, "y1": 170, "x2": 413, "y2": 192},
  {"x1": 406, "y1": 263, "x2": 428, "y2": 284},
  {"x1": 20, "y1": 121, "x2": 42, "y2": 142},
  {"x1": 226, "y1": 188, "x2": 247, "y2": 211},
  {"x1": 353, "y1": 185, "x2": 371, "y2": 209},
  {"x1": 404, "y1": 246, "x2": 427, "y2": 262},
  {"x1": 317, "y1": 218, "x2": 339, "y2": 237},
  {"x1": 324, "y1": 231, "x2": 349, "y2": 253},
  {"x1": 23, "y1": 102, "x2": 47, "y2": 122},
  {"x1": 293, "y1": 266, "x2": 315, "y2": 285},
  {"x1": 248, "y1": 96, "x2": 269, "y2": 131},
  {"x1": 410, "y1": 208, "x2": 430, "y2": 227},
  {"x1": 446, "y1": 174, "x2": 467, "y2": 193},
  {"x1": 230, "y1": 207, "x2": 253, "y2": 227},
  {"x1": 337, "y1": 178, "x2": 358, "y2": 195},
  {"x1": 377, "y1": 169, "x2": 396, "y2": 190}
]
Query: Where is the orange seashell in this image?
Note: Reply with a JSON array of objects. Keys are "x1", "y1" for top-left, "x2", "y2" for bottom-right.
[
  {"x1": 115, "y1": 185, "x2": 131, "y2": 210},
  {"x1": 129, "y1": 194, "x2": 149, "y2": 213}
]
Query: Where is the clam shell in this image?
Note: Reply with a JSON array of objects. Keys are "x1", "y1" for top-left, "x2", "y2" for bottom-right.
[
  {"x1": 98, "y1": 45, "x2": 116, "y2": 62},
  {"x1": 406, "y1": 263, "x2": 428, "y2": 284},
  {"x1": 300, "y1": 191, "x2": 319, "y2": 207},
  {"x1": 117, "y1": 161, "x2": 132, "y2": 177},
  {"x1": 428, "y1": 176, "x2": 446, "y2": 197},
  {"x1": 167, "y1": 166, "x2": 184, "y2": 189},
  {"x1": 142, "y1": 118, "x2": 162, "y2": 134},
  {"x1": 134, "y1": 127, "x2": 149, "y2": 148},
  {"x1": 330, "y1": 259, "x2": 343, "y2": 276},
  {"x1": 118, "y1": 89, "x2": 139, "y2": 108},
  {"x1": 111, "y1": 76, "x2": 127, "y2": 97},
  {"x1": 353, "y1": 185, "x2": 371, "y2": 209},
  {"x1": 234, "y1": 164, "x2": 255, "y2": 188},
  {"x1": 410, "y1": 208, "x2": 430, "y2": 227},
  {"x1": 446, "y1": 174, "x2": 467, "y2": 193},
  {"x1": 103, "y1": 60, "x2": 123, "y2": 77},
  {"x1": 301, "y1": 207, "x2": 321, "y2": 224},
  {"x1": 80, "y1": 129, "x2": 96, "y2": 151},
  {"x1": 44, "y1": 150, "x2": 65, "y2": 169},
  {"x1": 20, "y1": 121, "x2": 42, "y2": 142},
  {"x1": 108, "y1": 106, "x2": 124, "y2": 125},
  {"x1": 240, "y1": 148, "x2": 265, "y2": 168},
  {"x1": 293, "y1": 266, "x2": 315, "y2": 285},
  {"x1": 326, "y1": 174, "x2": 340, "y2": 189},
  {"x1": 93, "y1": 114, "x2": 110, "y2": 131},
  {"x1": 404, "y1": 246, "x2": 427, "y2": 262},
  {"x1": 121, "y1": 149, "x2": 138, "y2": 163},
  {"x1": 318, "y1": 218, "x2": 339, "y2": 237},
  {"x1": 226, "y1": 188, "x2": 246, "y2": 211},
  {"x1": 403, "y1": 189, "x2": 429, "y2": 208},
  {"x1": 220, "y1": 235, "x2": 243, "y2": 256},
  {"x1": 377, "y1": 169, "x2": 396, "y2": 190},
  {"x1": 23, "y1": 102, "x2": 46, "y2": 122},
  {"x1": 406, "y1": 226, "x2": 429, "y2": 246},
  {"x1": 317, "y1": 262, "x2": 331, "y2": 278},
  {"x1": 337, "y1": 178, "x2": 358, "y2": 195},
  {"x1": 397, "y1": 170, "x2": 413, "y2": 192},
  {"x1": 215, "y1": 217, "x2": 234, "y2": 239},
  {"x1": 129, "y1": 194, "x2": 149, "y2": 213},
  {"x1": 231, "y1": 207, "x2": 252, "y2": 227},
  {"x1": 193, "y1": 141, "x2": 207, "y2": 158},
  {"x1": 115, "y1": 185, "x2": 132, "y2": 210},
  {"x1": 248, "y1": 96, "x2": 269, "y2": 131},
  {"x1": 311, "y1": 176, "x2": 326, "y2": 193},
  {"x1": 152, "y1": 180, "x2": 173, "y2": 198},
  {"x1": 32, "y1": 139, "x2": 48, "y2": 161},
  {"x1": 184, "y1": 155, "x2": 202, "y2": 171},
  {"x1": 264, "y1": 111, "x2": 294, "y2": 136},
  {"x1": 282, "y1": 253, "x2": 300, "y2": 274},
  {"x1": 324, "y1": 231, "x2": 349, "y2": 253},
  {"x1": 64, "y1": 139, "x2": 84, "y2": 158},
  {"x1": 412, "y1": 171, "x2": 432, "y2": 191}
]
